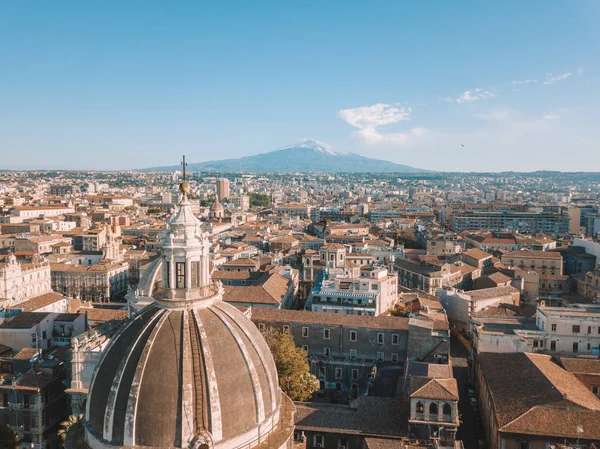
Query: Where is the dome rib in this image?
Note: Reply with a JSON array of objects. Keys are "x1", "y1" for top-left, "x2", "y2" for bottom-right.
[
  {"x1": 192, "y1": 308, "x2": 224, "y2": 442},
  {"x1": 104, "y1": 307, "x2": 165, "y2": 443},
  {"x1": 210, "y1": 306, "x2": 266, "y2": 424},
  {"x1": 188, "y1": 310, "x2": 209, "y2": 435},
  {"x1": 87, "y1": 306, "x2": 162, "y2": 436},
  {"x1": 123, "y1": 308, "x2": 171, "y2": 446}
]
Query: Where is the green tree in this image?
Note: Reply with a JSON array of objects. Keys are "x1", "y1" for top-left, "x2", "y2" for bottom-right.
[
  {"x1": 249, "y1": 193, "x2": 270, "y2": 208},
  {"x1": 58, "y1": 414, "x2": 84, "y2": 448},
  {"x1": 262, "y1": 328, "x2": 319, "y2": 401},
  {"x1": 0, "y1": 424, "x2": 19, "y2": 449}
]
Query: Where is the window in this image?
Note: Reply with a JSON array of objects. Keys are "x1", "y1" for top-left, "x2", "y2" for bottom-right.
[
  {"x1": 519, "y1": 442, "x2": 530, "y2": 449},
  {"x1": 318, "y1": 367, "x2": 326, "y2": 378},
  {"x1": 324, "y1": 329, "x2": 330, "y2": 340},
  {"x1": 302, "y1": 345, "x2": 309, "y2": 352},
  {"x1": 377, "y1": 352, "x2": 384, "y2": 361},
  {"x1": 416, "y1": 401, "x2": 424, "y2": 414},
  {"x1": 551, "y1": 323, "x2": 556, "y2": 331},
  {"x1": 372, "y1": 283, "x2": 378, "y2": 290},
  {"x1": 592, "y1": 385, "x2": 599, "y2": 396},
  {"x1": 443, "y1": 403, "x2": 452, "y2": 416},
  {"x1": 176, "y1": 262, "x2": 186, "y2": 289},
  {"x1": 258, "y1": 323, "x2": 265, "y2": 331},
  {"x1": 352, "y1": 369, "x2": 358, "y2": 380},
  {"x1": 314, "y1": 435, "x2": 324, "y2": 448},
  {"x1": 429, "y1": 402, "x2": 438, "y2": 416},
  {"x1": 589, "y1": 326, "x2": 592, "y2": 334},
  {"x1": 391, "y1": 353, "x2": 399, "y2": 363},
  {"x1": 350, "y1": 331, "x2": 357, "y2": 342},
  {"x1": 350, "y1": 349, "x2": 357, "y2": 359},
  {"x1": 302, "y1": 327, "x2": 309, "y2": 338},
  {"x1": 573, "y1": 342, "x2": 579, "y2": 353},
  {"x1": 392, "y1": 334, "x2": 399, "y2": 345},
  {"x1": 377, "y1": 333, "x2": 384, "y2": 344},
  {"x1": 191, "y1": 261, "x2": 199, "y2": 288},
  {"x1": 551, "y1": 340, "x2": 556, "y2": 351},
  {"x1": 533, "y1": 340, "x2": 539, "y2": 348},
  {"x1": 335, "y1": 368, "x2": 342, "y2": 379},
  {"x1": 283, "y1": 325, "x2": 290, "y2": 333},
  {"x1": 573, "y1": 325, "x2": 581, "y2": 334},
  {"x1": 324, "y1": 347, "x2": 330, "y2": 357}
]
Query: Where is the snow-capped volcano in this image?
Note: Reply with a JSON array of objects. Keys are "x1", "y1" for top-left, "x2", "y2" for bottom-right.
[
  {"x1": 279, "y1": 138, "x2": 346, "y2": 156},
  {"x1": 142, "y1": 140, "x2": 426, "y2": 173}
]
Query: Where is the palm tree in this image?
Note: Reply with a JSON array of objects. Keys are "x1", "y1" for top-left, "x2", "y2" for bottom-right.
[{"x1": 58, "y1": 414, "x2": 84, "y2": 448}]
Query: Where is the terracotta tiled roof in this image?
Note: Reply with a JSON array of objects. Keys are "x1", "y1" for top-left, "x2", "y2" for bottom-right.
[
  {"x1": 503, "y1": 249, "x2": 562, "y2": 260},
  {"x1": 501, "y1": 406, "x2": 600, "y2": 439},
  {"x1": 10, "y1": 292, "x2": 66, "y2": 312},
  {"x1": 410, "y1": 377, "x2": 459, "y2": 401},
  {"x1": 251, "y1": 308, "x2": 410, "y2": 330},
  {"x1": 559, "y1": 357, "x2": 600, "y2": 375},
  {"x1": 479, "y1": 352, "x2": 600, "y2": 432}
]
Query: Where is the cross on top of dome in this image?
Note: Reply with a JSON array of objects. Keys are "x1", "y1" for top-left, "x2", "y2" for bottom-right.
[{"x1": 179, "y1": 154, "x2": 190, "y2": 195}]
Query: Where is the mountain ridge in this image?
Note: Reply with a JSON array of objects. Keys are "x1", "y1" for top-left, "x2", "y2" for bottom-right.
[{"x1": 141, "y1": 139, "x2": 427, "y2": 173}]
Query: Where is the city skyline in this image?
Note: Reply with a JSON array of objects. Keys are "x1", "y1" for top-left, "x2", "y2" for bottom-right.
[{"x1": 2, "y1": 1, "x2": 599, "y2": 171}]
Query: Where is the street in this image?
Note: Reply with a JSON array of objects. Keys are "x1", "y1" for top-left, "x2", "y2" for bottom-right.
[{"x1": 451, "y1": 334, "x2": 480, "y2": 449}]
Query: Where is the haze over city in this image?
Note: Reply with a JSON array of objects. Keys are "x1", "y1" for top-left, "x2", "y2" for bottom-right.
[{"x1": 2, "y1": 1, "x2": 599, "y2": 171}]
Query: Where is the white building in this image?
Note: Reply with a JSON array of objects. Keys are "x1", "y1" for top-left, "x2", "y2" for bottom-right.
[
  {"x1": 472, "y1": 304, "x2": 600, "y2": 356},
  {"x1": 0, "y1": 255, "x2": 52, "y2": 304},
  {"x1": 437, "y1": 285, "x2": 520, "y2": 333}
]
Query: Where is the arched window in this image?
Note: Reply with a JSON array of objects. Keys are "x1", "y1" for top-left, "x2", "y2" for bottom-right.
[
  {"x1": 443, "y1": 403, "x2": 452, "y2": 416},
  {"x1": 429, "y1": 403, "x2": 438, "y2": 416},
  {"x1": 416, "y1": 401, "x2": 424, "y2": 414}
]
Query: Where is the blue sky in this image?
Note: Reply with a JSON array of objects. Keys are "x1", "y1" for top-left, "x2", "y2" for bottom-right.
[{"x1": 1, "y1": 1, "x2": 599, "y2": 171}]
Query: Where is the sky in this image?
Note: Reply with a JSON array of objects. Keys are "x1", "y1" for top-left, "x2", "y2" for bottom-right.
[{"x1": 1, "y1": 1, "x2": 599, "y2": 172}]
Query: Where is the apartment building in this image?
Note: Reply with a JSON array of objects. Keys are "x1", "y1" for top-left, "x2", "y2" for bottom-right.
[
  {"x1": 472, "y1": 304, "x2": 600, "y2": 356},
  {"x1": 307, "y1": 266, "x2": 397, "y2": 316},
  {"x1": 275, "y1": 203, "x2": 312, "y2": 219},
  {"x1": 437, "y1": 286, "x2": 520, "y2": 333},
  {"x1": 395, "y1": 258, "x2": 481, "y2": 295},
  {"x1": 251, "y1": 308, "x2": 448, "y2": 398},
  {"x1": 448, "y1": 210, "x2": 570, "y2": 234},
  {"x1": 0, "y1": 369, "x2": 68, "y2": 448},
  {"x1": 50, "y1": 262, "x2": 129, "y2": 302},
  {"x1": 501, "y1": 249, "x2": 563, "y2": 276},
  {"x1": 536, "y1": 304, "x2": 600, "y2": 355},
  {"x1": 10, "y1": 205, "x2": 75, "y2": 220}
]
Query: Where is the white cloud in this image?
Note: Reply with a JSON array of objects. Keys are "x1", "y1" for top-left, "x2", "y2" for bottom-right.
[
  {"x1": 577, "y1": 67, "x2": 584, "y2": 75},
  {"x1": 338, "y1": 103, "x2": 426, "y2": 145},
  {"x1": 542, "y1": 114, "x2": 560, "y2": 120},
  {"x1": 441, "y1": 88, "x2": 496, "y2": 104},
  {"x1": 512, "y1": 79, "x2": 538, "y2": 85},
  {"x1": 543, "y1": 72, "x2": 572, "y2": 85}
]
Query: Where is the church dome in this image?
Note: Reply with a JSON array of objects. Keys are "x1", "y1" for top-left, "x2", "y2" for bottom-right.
[
  {"x1": 84, "y1": 183, "x2": 293, "y2": 449},
  {"x1": 85, "y1": 301, "x2": 281, "y2": 448},
  {"x1": 210, "y1": 195, "x2": 224, "y2": 213}
]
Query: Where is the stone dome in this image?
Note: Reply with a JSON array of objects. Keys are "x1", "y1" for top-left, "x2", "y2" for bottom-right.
[
  {"x1": 210, "y1": 196, "x2": 224, "y2": 213},
  {"x1": 85, "y1": 301, "x2": 282, "y2": 448},
  {"x1": 84, "y1": 187, "x2": 293, "y2": 449}
]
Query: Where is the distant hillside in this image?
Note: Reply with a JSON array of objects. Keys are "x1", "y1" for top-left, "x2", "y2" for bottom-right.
[{"x1": 141, "y1": 139, "x2": 427, "y2": 173}]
